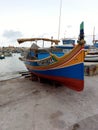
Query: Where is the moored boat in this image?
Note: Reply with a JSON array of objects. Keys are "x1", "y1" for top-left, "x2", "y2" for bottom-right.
[
  {"x1": 4, "y1": 52, "x2": 12, "y2": 57},
  {"x1": 85, "y1": 55, "x2": 98, "y2": 62},
  {"x1": 0, "y1": 54, "x2": 5, "y2": 59},
  {"x1": 84, "y1": 46, "x2": 98, "y2": 62},
  {"x1": 17, "y1": 22, "x2": 85, "y2": 91}
]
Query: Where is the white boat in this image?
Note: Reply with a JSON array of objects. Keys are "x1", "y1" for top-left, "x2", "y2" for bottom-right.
[
  {"x1": 85, "y1": 48, "x2": 98, "y2": 62},
  {"x1": 85, "y1": 54, "x2": 98, "y2": 62}
]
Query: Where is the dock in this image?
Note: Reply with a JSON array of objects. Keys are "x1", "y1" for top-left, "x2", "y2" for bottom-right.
[
  {"x1": 0, "y1": 74, "x2": 98, "y2": 130},
  {"x1": 0, "y1": 62, "x2": 98, "y2": 130}
]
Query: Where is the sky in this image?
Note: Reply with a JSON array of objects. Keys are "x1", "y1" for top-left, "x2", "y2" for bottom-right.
[{"x1": 0, "y1": 0, "x2": 98, "y2": 47}]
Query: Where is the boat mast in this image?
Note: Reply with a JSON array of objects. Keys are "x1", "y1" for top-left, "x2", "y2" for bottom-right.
[
  {"x1": 93, "y1": 26, "x2": 95, "y2": 44},
  {"x1": 58, "y1": 0, "x2": 62, "y2": 40}
]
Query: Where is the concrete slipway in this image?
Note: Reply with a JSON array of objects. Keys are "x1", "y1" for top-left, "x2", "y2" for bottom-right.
[{"x1": 0, "y1": 76, "x2": 98, "y2": 130}]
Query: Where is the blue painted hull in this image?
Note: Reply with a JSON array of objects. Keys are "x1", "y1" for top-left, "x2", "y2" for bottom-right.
[{"x1": 25, "y1": 62, "x2": 84, "y2": 91}]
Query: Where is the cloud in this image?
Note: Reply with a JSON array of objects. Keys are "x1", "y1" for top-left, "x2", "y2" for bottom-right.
[{"x1": 3, "y1": 30, "x2": 23, "y2": 40}]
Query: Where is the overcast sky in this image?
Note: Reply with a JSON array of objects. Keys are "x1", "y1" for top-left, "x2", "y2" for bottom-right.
[{"x1": 0, "y1": 0, "x2": 98, "y2": 46}]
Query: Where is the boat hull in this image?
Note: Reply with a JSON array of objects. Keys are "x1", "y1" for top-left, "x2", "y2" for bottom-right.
[{"x1": 25, "y1": 62, "x2": 84, "y2": 91}]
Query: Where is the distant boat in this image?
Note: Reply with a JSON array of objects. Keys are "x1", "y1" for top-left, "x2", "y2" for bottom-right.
[
  {"x1": 0, "y1": 54, "x2": 5, "y2": 59},
  {"x1": 17, "y1": 22, "x2": 85, "y2": 91},
  {"x1": 4, "y1": 52, "x2": 12, "y2": 57},
  {"x1": 55, "y1": 40, "x2": 94, "y2": 62},
  {"x1": 93, "y1": 41, "x2": 98, "y2": 48},
  {"x1": 54, "y1": 38, "x2": 75, "y2": 54},
  {"x1": 57, "y1": 38, "x2": 89, "y2": 55},
  {"x1": 85, "y1": 47, "x2": 98, "y2": 62},
  {"x1": 84, "y1": 27, "x2": 98, "y2": 62},
  {"x1": 85, "y1": 54, "x2": 98, "y2": 62}
]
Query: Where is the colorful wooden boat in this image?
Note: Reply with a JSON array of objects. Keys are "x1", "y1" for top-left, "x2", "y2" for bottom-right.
[{"x1": 17, "y1": 22, "x2": 85, "y2": 91}]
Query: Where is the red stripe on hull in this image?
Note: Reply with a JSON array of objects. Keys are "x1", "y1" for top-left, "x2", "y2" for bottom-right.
[{"x1": 31, "y1": 72, "x2": 84, "y2": 91}]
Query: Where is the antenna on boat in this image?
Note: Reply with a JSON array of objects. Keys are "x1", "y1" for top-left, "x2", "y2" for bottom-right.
[
  {"x1": 58, "y1": 0, "x2": 62, "y2": 40},
  {"x1": 93, "y1": 26, "x2": 95, "y2": 44}
]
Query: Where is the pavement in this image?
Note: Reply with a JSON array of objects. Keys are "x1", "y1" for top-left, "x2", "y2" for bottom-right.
[{"x1": 0, "y1": 76, "x2": 98, "y2": 130}]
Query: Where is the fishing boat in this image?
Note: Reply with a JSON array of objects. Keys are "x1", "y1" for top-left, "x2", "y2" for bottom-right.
[
  {"x1": 85, "y1": 54, "x2": 98, "y2": 62},
  {"x1": 85, "y1": 51, "x2": 98, "y2": 62},
  {"x1": 17, "y1": 22, "x2": 85, "y2": 91},
  {"x1": 84, "y1": 27, "x2": 98, "y2": 62},
  {"x1": 84, "y1": 46, "x2": 98, "y2": 62},
  {"x1": 55, "y1": 38, "x2": 75, "y2": 54}
]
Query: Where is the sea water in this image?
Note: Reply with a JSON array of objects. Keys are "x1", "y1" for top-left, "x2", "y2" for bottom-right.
[{"x1": 0, "y1": 53, "x2": 27, "y2": 81}]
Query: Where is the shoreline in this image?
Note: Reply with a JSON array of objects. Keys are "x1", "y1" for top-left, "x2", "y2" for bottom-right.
[{"x1": 0, "y1": 76, "x2": 98, "y2": 130}]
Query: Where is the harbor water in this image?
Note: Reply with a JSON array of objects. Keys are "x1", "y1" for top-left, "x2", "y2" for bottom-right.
[{"x1": 0, "y1": 53, "x2": 27, "y2": 81}]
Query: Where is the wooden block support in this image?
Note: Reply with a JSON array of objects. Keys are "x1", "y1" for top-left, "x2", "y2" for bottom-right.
[{"x1": 84, "y1": 64, "x2": 98, "y2": 76}]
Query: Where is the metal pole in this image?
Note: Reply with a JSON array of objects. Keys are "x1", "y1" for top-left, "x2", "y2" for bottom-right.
[
  {"x1": 58, "y1": 0, "x2": 62, "y2": 40},
  {"x1": 93, "y1": 26, "x2": 95, "y2": 44}
]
